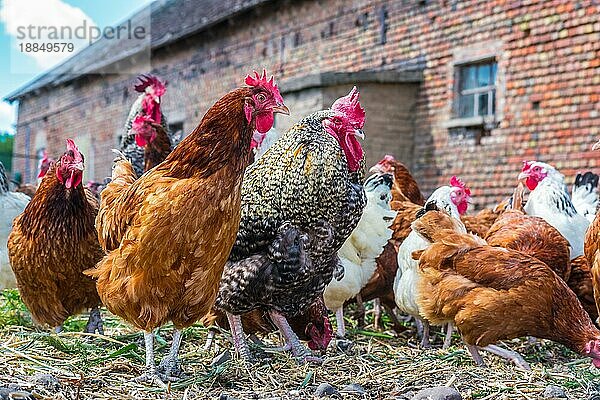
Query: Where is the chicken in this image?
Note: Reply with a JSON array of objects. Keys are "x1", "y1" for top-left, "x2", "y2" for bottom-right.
[
  {"x1": 485, "y1": 183, "x2": 571, "y2": 281},
  {"x1": 518, "y1": 161, "x2": 589, "y2": 258},
  {"x1": 572, "y1": 171, "x2": 599, "y2": 223},
  {"x1": 354, "y1": 161, "x2": 425, "y2": 332},
  {"x1": 394, "y1": 176, "x2": 471, "y2": 348},
  {"x1": 209, "y1": 297, "x2": 333, "y2": 354},
  {"x1": 216, "y1": 87, "x2": 366, "y2": 362},
  {"x1": 7, "y1": 140, "x2": 104, "y2": 333},
  {"x1": 323, "y1": 172, "x2": 396, "y2": 338},
  {"x1": 369, "y1": 154, "x2": 424, "y2": 205},
  {"x1": 13, "y1": 150, "x2": 54, "y2": 198},
  {"x1": 412, "y1": 205, "x2": 600, "y2": 370},
  {"x1": 86, "y1": 70, "x2": 289, "y2": 383},
  {"x1": 120, "y1": 75, "x2": 179, "y2": 178},
  {"x1": 568, "y1": 255, "x2": 598, "y2": 322},
  {"x1": 584, "y1": 149, "x2": 600, "y2": 324},
  {"x1": 0, "y1": 162, "x2": 30, "y2": 289}
]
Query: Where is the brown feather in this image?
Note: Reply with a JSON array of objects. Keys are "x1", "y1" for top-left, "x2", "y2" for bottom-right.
[
  {"x1": 87, "y1": 87, "x2": 256, "y2": 331},
  {"x1": 8, "y1": 162, "x2": 102, "y2": 327}
]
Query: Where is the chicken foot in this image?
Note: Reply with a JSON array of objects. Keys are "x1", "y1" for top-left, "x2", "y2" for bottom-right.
[
  {"x1": 157, "y1": 329, "x2": 184, "y2": 378},
  {"x1": 269, "y1": 310, "x2": 322, "y2": 364},
  {"x1": 134, "y1": 331, "x2": 170, "y2": 387},
  {"x1": 226, "y1": 313, "x2": 252, "y2": 361},
  {"x1": 355, "y1": 294, "x2": 366, "y2": 327},
  {"x1": 465, "y1": 343, "x2": 531, "y2": 371},
  {"x1": 85, "y1": 306, "x2": 104, "y2": 335}
]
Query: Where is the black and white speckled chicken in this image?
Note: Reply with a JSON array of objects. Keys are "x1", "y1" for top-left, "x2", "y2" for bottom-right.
[
  {"x1": 216, "y1": 87, "x2": 367, "y2": 362},
  {"x1": 120, "y1": 75, "x2": 181, "y2": 177}
]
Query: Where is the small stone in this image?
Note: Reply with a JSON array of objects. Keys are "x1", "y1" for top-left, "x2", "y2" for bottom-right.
[
  {"x1": 218, "y1": 394, "x2": 238, "y2": 400},
  {"x1": 335, "y1": 338, "x2": 354, "y2": 354},
  {"x1": 411, "y1": 386, "x2": 462, "y2": 400},
  {"x1": 212, "y1": 350, "x2": 231, "y2": 367},
  {"x1": 0, "y1": 387, "x2": 35, "y2": 400},
  {"x1": 288, "y1": 390, "x2": 301, "y2": 396},
  {"x1": 342, "y1": 383, "x2": 366, "y2": 395},
  {"x1": 542, "y1": 385, "x2": 567, "y2": 399},
  {"x1": 314, "y1": 383, "x2": 339, "y2": 397},
  {"x1": 33, "y1": 373, "x2": 60, "y2": 390}
]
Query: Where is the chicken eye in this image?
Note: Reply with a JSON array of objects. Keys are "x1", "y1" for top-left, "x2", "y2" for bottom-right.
[{"x1": 256, "y1": 93, "x2": 267, "y2": 102}]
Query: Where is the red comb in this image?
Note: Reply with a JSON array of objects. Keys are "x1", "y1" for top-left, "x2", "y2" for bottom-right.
[
  {"x1": 65, "y1": 139, "x2": 83, "y2": 162},
  {"x1": 244, "y1": 69, "x2": 283, "y2": 103},
  {"x1": 134, "y1": 75, "x2": 166, "y2": 94},
  {"x1": 522, "y1": 160, "x2": 534, "y2": 171},
  {"x1": 383, "y1": 154, "x2": 395, "y2": 162},
  {"x1": 450, "y1": 176, "x2": 471, "y2": 196},
  {"x1": 331, "y1": 86, "x2": 366, "y2": 128}
]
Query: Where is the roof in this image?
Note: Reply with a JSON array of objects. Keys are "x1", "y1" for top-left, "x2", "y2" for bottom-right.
[{"x1": 5, "y1": 0, "x2": 273, "y2": 102}]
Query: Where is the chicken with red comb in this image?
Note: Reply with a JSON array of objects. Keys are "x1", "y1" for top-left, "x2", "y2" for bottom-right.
[
  {"x1": 87, "y1": 70, "x2": 289, "y2": 384},
  {"x1": 8, "y1": 139, "x2": 104, "y2": 334},
  {"x1": 216, "y1": 86, "x2": 366, "y2": 363}
]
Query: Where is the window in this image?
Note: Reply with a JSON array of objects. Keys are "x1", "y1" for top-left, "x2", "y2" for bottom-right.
[{"x1": 456, "y1": 60, "x2": 497, "y2": 118}]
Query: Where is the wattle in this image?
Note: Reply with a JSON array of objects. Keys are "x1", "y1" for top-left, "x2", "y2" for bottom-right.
[
  {"x1": 526, "y1": 176, "x2": 539, "y2": 190},
  {"x1": 344, "y1": 135, "x2": 363, "y2": 172},
  {"x1": 593, "y1": 358, "x2": 600, "y2": 368},
  {"x1": 255, "y1": 112, "x2": 274, "y2": 134},
  {"x1": 457, "y1": 201, "x2": 468, "y2": 215}
]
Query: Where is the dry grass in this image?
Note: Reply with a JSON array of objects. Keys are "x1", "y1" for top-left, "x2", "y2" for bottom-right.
[{"x1": 0, "y1": 289, "x2": 599, "y2": 400}]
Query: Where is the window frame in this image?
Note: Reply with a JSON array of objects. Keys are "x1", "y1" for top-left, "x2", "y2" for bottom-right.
[{"x1": 455, "y1": 59, "x2": 497, "y2": 119}]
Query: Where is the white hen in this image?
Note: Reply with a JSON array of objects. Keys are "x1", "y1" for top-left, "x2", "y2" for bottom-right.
[
  {"x1": 393, "y1": 177, "x2": 470, "y2": 348},
  {"x1": 0, "y1": 162, "x2": 29, "y2": 289},
  {"x1": 324, "y1": 172, "x2": 396, "y2": 337},
  {"x1": 519, "y1": 161, "x2": 589, "y2": 259}
]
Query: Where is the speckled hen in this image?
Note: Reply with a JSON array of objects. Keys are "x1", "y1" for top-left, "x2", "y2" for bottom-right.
[{"x1": 216, "y1": 87, "x2": 367, "y2": 362}]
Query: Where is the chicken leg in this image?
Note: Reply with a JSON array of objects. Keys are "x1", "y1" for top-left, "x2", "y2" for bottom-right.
[
  {"x1": 269, "y1": 310, "x2": 322, "y2": 364},
  {"x1": 373, "y1": 298, "x2": 382, "y2": 330},
  {"x1": 335, "y1": 308, "x2": 346, "y2": 337},
  {"x1": 85, "y1": 306, "x2": 104, "y2": 335},
  {"x1": 418, "y1": 317, "x2": 431, "y2": 348},
  {"x1": 227, "y1": 312, "x2": 252, "y2": 361},
  {"x1": 465, "y1": 343, "x2": 530, "y2": 370},
  {"x1": 157, "y1": 329, "x2": 184, "y2": 378},
  {"x1": 442, "y1": 322, "x2": 454, "y2": 349},
  {"x1": 134, "y1": 331, "x2": 167, "y2": 386}
]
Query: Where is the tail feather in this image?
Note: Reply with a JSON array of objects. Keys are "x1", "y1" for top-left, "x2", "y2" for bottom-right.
[{"x1": 572, "y1": 171, "x2": 599, "y2": 222}]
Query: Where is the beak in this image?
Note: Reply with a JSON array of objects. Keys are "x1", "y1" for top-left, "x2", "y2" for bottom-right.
[
  {"x1": 73, "y1": 162, "x2": 84, "y2": 171},
  {"x1": 353, "y1": 129, "x2": 365, "y2": 140},
  {"x1": 517, "y1": 172, "x2": 529, "y2": 182},
  {"x1": 272, "y1": 103, "x2": 290, "y2": 115},
  {"x1": 369, "y1": 164, "x2": 383, "y2": 174},
  {"x1": 593, "y1": 140, "x2": 600, "y2": 151},
  {"x1": 155, "y1": 97, "x2": 160, "y2": 104}
]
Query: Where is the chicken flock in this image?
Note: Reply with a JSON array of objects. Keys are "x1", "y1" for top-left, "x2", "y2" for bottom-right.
[{"x1": 1, "y1": 69, "x2": 600, "y2": 385}]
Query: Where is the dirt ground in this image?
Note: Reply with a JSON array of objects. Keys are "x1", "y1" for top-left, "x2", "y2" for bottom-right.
[{"x1": 0, "y1": 290, "x2": 598, "y2": 400}]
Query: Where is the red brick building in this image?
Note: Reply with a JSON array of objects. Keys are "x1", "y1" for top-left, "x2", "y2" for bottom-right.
[{"x1": 6, "y1": 0, "x2": 600, "y2": 208}]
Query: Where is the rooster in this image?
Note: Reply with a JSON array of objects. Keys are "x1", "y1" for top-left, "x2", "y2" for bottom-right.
[
  {"x1": 216, "y1": 87, "x2": 366, "y2": 362},
  {"x1": 0, "y1": 163, "x2": 30, "y2": 289},
  {"x1": 86, "y1": 70, "x2": 289, "y2": 383},
  {"x1": 412, "y1": 205, "x2": 600, "y2": 370},
  {"x1": 120, "y1": 75, "x2": 179, "y2": 177},
  {"x1": 8, "y1": 140, "x2": 104, "y2": 333},
  {"x1": 394, "y1": 176, "x2": 471, "y2": 348},
  {"x1": 323, "y1": 172, "x2": 396, "y2": 339}
]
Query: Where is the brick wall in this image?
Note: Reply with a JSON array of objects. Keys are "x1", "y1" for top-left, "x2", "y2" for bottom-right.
[{"x1": 11, "y1": 0, "x2": 600, "y2": 209}]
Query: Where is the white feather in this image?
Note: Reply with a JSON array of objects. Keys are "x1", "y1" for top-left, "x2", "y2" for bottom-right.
[
  {"x1": 0, "y1": 190, "x2": 29, "y2": 289},
  {"x1": 324, "y1": 181, "x2": 396, "y2": 312}
]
